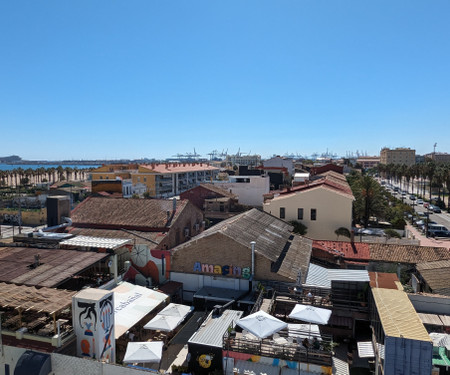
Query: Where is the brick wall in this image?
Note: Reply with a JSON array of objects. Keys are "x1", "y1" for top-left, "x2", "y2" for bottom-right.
[{"x1": 171, "y1": 233, "x2": 294, "y2": 282}]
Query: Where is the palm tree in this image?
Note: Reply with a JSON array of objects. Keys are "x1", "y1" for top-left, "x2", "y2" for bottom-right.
[
  {"x1": 65, "y1": 166, "x2": 73, "y2": 182},
  {"x1": 352, "y1": 175, "x2": 386, "y2": 228},
  {"x1": 443, "y1": 164, "x2": 450, "y2": 211},
  {"x1": 425, "y1": 160, "x2": 436, "y2": 200}
]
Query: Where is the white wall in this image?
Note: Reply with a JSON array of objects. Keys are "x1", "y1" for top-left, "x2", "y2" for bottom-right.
[
  {"x1": 263, "y1": 186, "x2": 353, "y2": 240},
  {"x1": 170, "y1": 272, "x2": 250, "y2": 302},
  {"x1": 0, "y1": 346, "x2": 155, "y2": 375},
  {"x1": 213, "y1": 176, "x2": 270, "y2": 207}
]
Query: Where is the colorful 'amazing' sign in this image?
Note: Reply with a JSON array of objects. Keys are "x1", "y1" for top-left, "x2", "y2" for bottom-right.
[{"x1": 193, "y1": 262, "x2": 251, "y2": 279}]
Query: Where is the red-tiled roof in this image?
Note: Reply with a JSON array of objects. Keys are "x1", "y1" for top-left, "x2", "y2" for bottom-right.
[
  {"x1": 369, "y1": 243, "x2": 450, "y2": 264},
  {"x1": 313, "y1": 240, "x2": 370, "y2": 261},
  {"x1": 71, "y1": 197, "x2": 189, "y2": 231},
  {"x1": 269, "y1": 173, "x2": 354, "y2": 200}
]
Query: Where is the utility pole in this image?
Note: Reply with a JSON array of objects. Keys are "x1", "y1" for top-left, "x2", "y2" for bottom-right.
[{"x1": 433, "y1": 143, "x2": 437, "y2": 157}]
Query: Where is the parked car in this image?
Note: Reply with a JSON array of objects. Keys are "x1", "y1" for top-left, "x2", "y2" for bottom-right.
[
  {"x1": 428, "y1": 229, "x2": 450, "y2": 237},
  {"x1": 410, "y1": 195, "x2": 416, "y2": 200},
  {"x1": 424, "y1": 202, "x2": 430, "y2": 208},
  {"x1": 417, "y1": 199, "x2": 423, "y2": 205},
  {"x1": 432, "y1": 206, "x2": 442, "y2": 213}
]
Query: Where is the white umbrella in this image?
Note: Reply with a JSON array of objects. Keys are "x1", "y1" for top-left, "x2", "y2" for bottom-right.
[
  {"x1": 158, "y1": 303, "x2": 193, "y2": 318},
  {"x1": 236, "y1": 310, "x2": 288, "y2": 339},
  {"x1": 144, "y1": 314, "x2": 182, "y2": 332},
  {"x1": 288, "y1": 304, "x2": 331, "y2": 325},
  {"x1": 123, "y1": 341, "x2": 164, "y2": 363}
]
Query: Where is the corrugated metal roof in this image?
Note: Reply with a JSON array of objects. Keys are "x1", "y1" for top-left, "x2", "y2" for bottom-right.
[
  {"x1": 60, "y1": 235, "x2": 131, "y2": 249},
  {"x1": 357, "y1": 341, "x2": 375, "y2": 358},
  {"x1": 305, "y1": 263, "x2": 369, "y2": 289},
  {"x1": 328, "y1": 269, "x2": 370, "y2": 282},
  {"x1": 305, "y1": 263, "x2": 330, "y2": 288},
  {"x1": 418, "y1": 313, "x2": 444, "y2": 326},
  {"x1": 188, "y1": 309, "x2": 243, "y2": 348},
  {"x1": 371, "y1": 287, "x2": 431, "y2": 342}
]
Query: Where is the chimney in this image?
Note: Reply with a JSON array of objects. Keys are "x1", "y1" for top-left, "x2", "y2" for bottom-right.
[
  {"x1": 172, "y1": 197, "x2": 177, "y2": 212},
  {"x1": 167, "y1": 210, "x2": 170, "y2": 221}
]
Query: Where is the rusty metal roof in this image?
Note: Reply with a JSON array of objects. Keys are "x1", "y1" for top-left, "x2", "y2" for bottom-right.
[{"x1": 0, "y1": 246, "x2": 109, "y2": 287}]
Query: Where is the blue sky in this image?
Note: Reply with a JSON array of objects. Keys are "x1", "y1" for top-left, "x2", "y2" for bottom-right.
[{"x1": 1, "y1": 1, "x2": 449, "y2": 160}]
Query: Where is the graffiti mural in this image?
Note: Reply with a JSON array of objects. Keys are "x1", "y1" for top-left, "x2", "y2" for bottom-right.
[
  {"x1": 129, "y1": 244, "x2": 171, "y2": 284},
  {"x1": 73, "y1": 290, "x2": 115, "y2": 363}
]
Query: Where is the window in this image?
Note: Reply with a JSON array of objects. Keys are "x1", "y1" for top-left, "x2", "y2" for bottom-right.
[
  {"x1": 297, "y1": 208, "x2": 304, "y2": 220},
  {"x1": 311, "y1": 208, "x2": 317, "y2": 221},
  {"x1": 280, "y1": 207, "x2": 285, "y2": 219},
  {"x1": 144, "y1": 177, "x2": 147, "y2": 182}
]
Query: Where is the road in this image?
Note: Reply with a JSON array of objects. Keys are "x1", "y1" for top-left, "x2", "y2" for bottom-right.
[{"x1": 382, "y1": 179, "x2": 450, "y2": 242}]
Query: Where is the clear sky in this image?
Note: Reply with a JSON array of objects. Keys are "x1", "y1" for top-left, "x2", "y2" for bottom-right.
[{"x1": 1, "y1": 1, "x2": 449, "y2": 161}]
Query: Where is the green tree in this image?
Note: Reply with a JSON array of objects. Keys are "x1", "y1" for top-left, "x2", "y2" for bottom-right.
[
  {"x1": 288, "y1": 220, "x2": 307, "y2": 235},
  {"x1": 335, "y1": 227, "x2": 351, "y2": 240}
]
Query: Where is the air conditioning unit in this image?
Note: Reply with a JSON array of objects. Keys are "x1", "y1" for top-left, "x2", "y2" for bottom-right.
[{"x1": 184, "y1": 228, "x2": 190, "y2": 237}]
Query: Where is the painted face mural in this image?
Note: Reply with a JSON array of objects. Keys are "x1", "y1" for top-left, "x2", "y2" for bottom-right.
[{"x1": 99, "y1": 295, "x2": 114, "y2": 362}]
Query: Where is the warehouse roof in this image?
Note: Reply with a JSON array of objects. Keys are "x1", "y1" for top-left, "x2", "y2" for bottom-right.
[
  {"x1": 416, "y1": 260, "x2": 450, "y2": 296},
  {"x1": 371, "y1": 287, "x2": 431, "y2": 342}
]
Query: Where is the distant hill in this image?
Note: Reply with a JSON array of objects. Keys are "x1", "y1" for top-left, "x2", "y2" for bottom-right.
[{"x1": 0, "y1": 155, "x2": 22, "y2": 163}]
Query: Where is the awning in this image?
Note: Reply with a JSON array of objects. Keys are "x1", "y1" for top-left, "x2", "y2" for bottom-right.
[
  {"x1": 14, "y1": 350, "x2": 51, "y2": 375},
  {"x1": 113, "y1": 282, "x2": 168, "y2": 339},
  {"x1": 357, "y1": 341, "x2": 375, "y2": 358}
]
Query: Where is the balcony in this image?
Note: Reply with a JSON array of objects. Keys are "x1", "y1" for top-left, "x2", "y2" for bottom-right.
[{"x1": 223, "y1": 328, "x2": 333, "y2": 367}]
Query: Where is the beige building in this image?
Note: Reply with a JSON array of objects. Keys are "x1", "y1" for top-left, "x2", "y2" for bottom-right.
[
  {"x1": 356, "y1": 156, "x2": 380, "y2": 169},
  {"x1": 424, "y1": 152, "x2": 450, "y2": 163},
  {"x1": 263, "y1": 171, "x2": 354, "y2": 240},
  {"x1": 380, "y1": 147, "x2": 415, "y2": 166}
]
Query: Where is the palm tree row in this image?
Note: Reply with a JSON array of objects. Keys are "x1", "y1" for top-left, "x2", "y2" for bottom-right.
[
  {"x1": 377, "y1": 159, "x2": 450, "y2": 210},
  {"x1": 0, "y1": 166, "x2": 91, "y2": 188}
]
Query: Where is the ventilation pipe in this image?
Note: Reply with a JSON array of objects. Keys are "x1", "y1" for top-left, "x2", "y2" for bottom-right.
[
  {"x1": 172, "y1": 197, "x2": 177, "y2": 212},
  {"x1": 251, "y1": 241, "x2": 256, "y2": 285},
  {"x1": 40, "y1": 217, "x2": 73, "y2": 233}
]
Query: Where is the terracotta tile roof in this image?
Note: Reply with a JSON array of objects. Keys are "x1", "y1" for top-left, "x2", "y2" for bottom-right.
[
  {"x1": 198, "y1": 183, "x2": 237, "y2": 198},
  {"x1": 269, "y1": 173, "x2": 354, "y2": 200},
  {"x1": 71, "y1": 197, "x2": 189, "y2": 231},
  {"x1": 140, "y1": 163, "x2": 219, "y2": 173},
  {"x1": 416, "y1": 260, "x2": 450, "y2": 296},
  {"x1": 369, "y1": 243, "x2": 450, "y2": 264},
  {"x1": 0, "y1": 246, "x2": 108, "y2": 287},
  {"x1": 313, "y1": 240, "x2": 370, "y2": 261}
]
